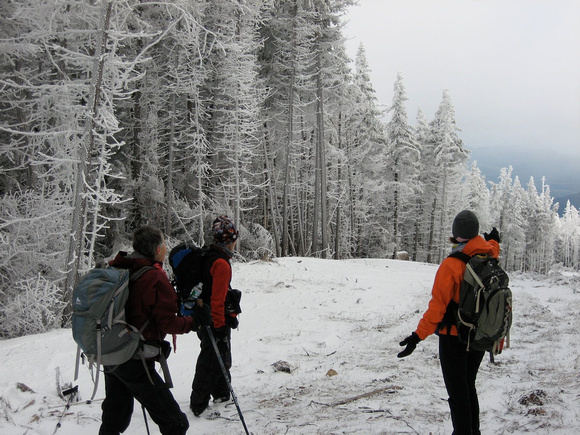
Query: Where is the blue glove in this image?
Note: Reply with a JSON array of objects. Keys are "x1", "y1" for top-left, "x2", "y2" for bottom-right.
[{"x1": 180, "y1": 301, "x2": 194, "y2": 317}]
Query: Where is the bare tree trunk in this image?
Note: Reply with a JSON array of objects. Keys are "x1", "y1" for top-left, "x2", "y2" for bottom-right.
[
  {"x1": 426, "y1": 197, "x2": 437, "y2": 264},
  {"x1": 294, "y1": 166, "x2": 306, "y2": 256},
  {"x1": 166, "y1": 91, "x2": 176, "y2": 236},
  {"x1": 281, "y1": 9, "x2": 298, "y2": 257},
  {"x1": 312, "y1": 129, "x2": 320, "y2": 256},
  {"x1": 233, "y1": 100, "x2": 241, "y2": 244},
  {"x1": 438, "y1": 169, "x2": 449, "y2": 263},
  {"x1": 335, "y1": 112, "x2": 344, "y2": 260},
  {"x1": 392, "y1": 166, "x2": 399, "y2": 259},
  {"x1": 412, "y1": 197, "x2": 422, "y2": 261},
  {"x1": 334, "y1": 205, "x2": 341, "y2": 259},
  {"x1": 263, "y1": 124, "x2": 281, "y2": 257},
  {"x1": 315, "y1": 47, "x2": 328, "y2": 258},
  {"x1": 63, "y1": 0, "x2": 113, "y2": 324}
]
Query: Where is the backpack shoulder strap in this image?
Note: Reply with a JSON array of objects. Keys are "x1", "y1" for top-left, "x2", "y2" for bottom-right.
[
  {"x1": 129, "y1": 265, "x2": 155, "y2": 282},
  {"x1": 437, "y1": 251, "x2": 471, "y2": 336},
  {"x1": 448, "y1": 251, "x2": 471, "y2": 264}
]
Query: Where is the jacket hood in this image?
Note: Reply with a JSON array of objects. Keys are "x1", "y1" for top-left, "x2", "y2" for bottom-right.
[
  {"x1": 108, "y1": 251, "x2": 159, "y2": 272},
  {"x1": 461, "y1": 235, "x2": 499, "y2": 258}
]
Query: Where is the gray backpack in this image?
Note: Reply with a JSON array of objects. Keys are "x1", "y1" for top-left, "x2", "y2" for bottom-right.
[
  {"x1": 449, "y1": 252, "x2": 513, "y2": 354},
  {"x1": 72, "y1": 266, "x2": 152, "y2": 399}
]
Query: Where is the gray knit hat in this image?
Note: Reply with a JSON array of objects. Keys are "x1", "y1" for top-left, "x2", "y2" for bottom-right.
[{"x1": 452, "y1": 210, "x2": 479, "y2": 240}]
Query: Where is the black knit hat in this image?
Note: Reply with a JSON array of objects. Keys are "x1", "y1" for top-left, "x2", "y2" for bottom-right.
[{"x1": 452, "y1": 210, "x2": 479, "y2": 240}]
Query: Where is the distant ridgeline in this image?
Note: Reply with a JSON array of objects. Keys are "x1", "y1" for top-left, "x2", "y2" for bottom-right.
[
  {"x1": 555, "y1": 192, "x2": 580, "y2": 216},
  {"x1": 470, "y1": 147, "x2": 580, "y2": 209}
]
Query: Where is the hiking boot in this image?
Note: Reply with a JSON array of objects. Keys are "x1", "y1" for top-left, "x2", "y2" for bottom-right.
[
  {"x1": 213, "y1": 395, "x2": 230, "y2": 403},
  {"x1": 190, "y1": 402, "x2": 207, "y2": 417}
]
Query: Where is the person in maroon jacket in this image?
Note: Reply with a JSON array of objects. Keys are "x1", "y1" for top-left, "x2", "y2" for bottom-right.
[
  {"x1": 189, "y1": 215, "x2": 239, "y2": 417},
  {"x1": 99, "y1": 225, "x2": 201, "y2": 435}
]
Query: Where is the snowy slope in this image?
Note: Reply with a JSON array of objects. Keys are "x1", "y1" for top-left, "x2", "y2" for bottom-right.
[{"x1": 1, "y1": 257, "x2": 579, "y2": 434}]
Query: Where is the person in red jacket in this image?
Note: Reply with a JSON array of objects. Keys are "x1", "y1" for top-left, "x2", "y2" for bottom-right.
[
  {"x1": 100, "y1": 225, "x2": 201, "y2": 435},
  {"x1": 189, "y1": 215, "x2": 239, "y2": 417},
  {"x1": 398, "y1": 210, "x2": 501, "y2": 435}
]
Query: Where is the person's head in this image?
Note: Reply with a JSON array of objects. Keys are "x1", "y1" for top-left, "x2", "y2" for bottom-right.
[
  {"x1": 452, "y1": 210, "x2": 479, "y2": 242},
  {"x1": 212, "y1": 215, "x2": 239, "y2": 248},
  {"x1": 133, "y1": 225, "x2": 166, "y2": 262}
]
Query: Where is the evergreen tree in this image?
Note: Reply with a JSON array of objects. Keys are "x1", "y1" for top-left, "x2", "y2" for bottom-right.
[
  {"x1": 464, "y1": 161, "x2": 491, "y2": 230},
  {"x1": 346, "y1": 44, "x2": 388, "y2": 257},
  {"x1": 198, "y1": 0, "x2": 265, "y2": 246},
  {"x1": 413, "y1": 108, "x2": 432, "y2": 261},
  {"x1": 384, "y1": 73, "x2": 420, "y2": 258},
  {"x1": 428, "y1": 90, "x2": 469, "y2": 262},
  {"x1": 557, "y1": 201, "x2": 580, "y2": 269}
]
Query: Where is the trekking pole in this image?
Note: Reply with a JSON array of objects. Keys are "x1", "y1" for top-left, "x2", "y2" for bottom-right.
[
  {"x1": 52, "y1": 385, "x2": 78, "y2": 434},
  {"x1": 142, "y1": 404, "x2": 151, "y2": 435},
  {"x1": 206, "y1": 326, "x2": 250, "y2": 435}
]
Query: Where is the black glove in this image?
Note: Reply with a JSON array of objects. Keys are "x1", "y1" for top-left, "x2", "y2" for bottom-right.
[
  {"x1": 484, "y1": 227, "x2": 501, "y2": 243},
  {"x1": 161, "y1": 340, "x2": 172, "y2": 359},
  {"x1": 213, "y1": 326, "x2": 230, "y2": 340},
  {"x1": 227, "y1": 314, "x2": 239, "y2": 329},
  {"x1": 192, "y1": 303, "x2": 213, "y2": 330},
  {"x1": 397, "y1": 332, "x2": 421, "y2": 358}
]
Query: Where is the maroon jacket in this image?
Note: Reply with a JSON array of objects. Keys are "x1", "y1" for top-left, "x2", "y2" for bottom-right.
[{"x1": 109, "y1": 251, "x2": 193, "y2": 342}]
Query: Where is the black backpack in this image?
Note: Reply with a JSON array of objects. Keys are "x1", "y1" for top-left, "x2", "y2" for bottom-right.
[
  {"x1": 168, "y1": 242, "x2": 242, "y2": 325},
  {"x1": 447, "y1": 252, "x2": 513, "y2": 354},
  {"x1": 168, "y1": 242, "x2": 208, "y2": 303}
]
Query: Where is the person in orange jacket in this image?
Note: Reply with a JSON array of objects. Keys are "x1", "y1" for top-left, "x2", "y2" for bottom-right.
[{"x1": 398, "y1": 210, "x2": 501, "y2": 435}]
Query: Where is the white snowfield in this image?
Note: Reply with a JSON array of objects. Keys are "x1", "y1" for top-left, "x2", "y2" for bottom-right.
[{"x1": 1, "y1": 257, "x2": 579, "y2": 434}]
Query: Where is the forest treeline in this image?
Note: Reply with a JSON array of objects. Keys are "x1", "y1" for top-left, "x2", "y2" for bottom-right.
[{"x1": 1, "y1": 0, "x2": 578, "y2": 338}]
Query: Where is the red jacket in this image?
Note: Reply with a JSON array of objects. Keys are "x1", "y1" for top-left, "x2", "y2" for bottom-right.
[
  {"x1": 200, "y1": 245, "x2": 233, "y2": 329},
  {"x1": 415, "y1": 236, "x2": 500, "y2": 340},
  {"x1": 209, "y1": 258, "x2": 232, "y2": 329},
  {"x1": 109, "y1": 252, "x2": 193, "y2": 342}
]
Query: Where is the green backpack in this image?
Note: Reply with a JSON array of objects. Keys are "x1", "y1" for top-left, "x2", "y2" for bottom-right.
[{"x1": 448, "y1": 252, "x2": 513, "y2": 355}]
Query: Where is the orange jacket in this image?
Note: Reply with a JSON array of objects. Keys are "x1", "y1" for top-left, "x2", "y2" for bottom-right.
[{"x1": 415, "y1": 236, "x2": 500, "y2": 340}]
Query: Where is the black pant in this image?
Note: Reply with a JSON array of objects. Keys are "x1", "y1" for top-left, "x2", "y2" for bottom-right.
[
  {"x1": 99, "y1": 359, "x2": 189, "y2": 435},
  {"x1": 439, "y1": 335, "x2": 485, "y2": 435},
  {"x1": 190, "y1": 327, "x2": 231, "y2": 408}
]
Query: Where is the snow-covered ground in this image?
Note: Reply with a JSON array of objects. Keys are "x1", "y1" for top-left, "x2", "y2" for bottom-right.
[{"x1": 1, "y1": 257, "x2": 579, "y2": 434}]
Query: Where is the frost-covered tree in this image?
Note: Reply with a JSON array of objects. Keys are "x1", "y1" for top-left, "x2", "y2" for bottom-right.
[
  {"x1": 337, "y1": 44, "x2": 388, "y2": 257},
  {"x1": 503, "y1": 176, "x2": 528, "y2": 271},
  {"x1": 428, "y1": 90, "x2": 469, "y2": 262},
  {"x1": 259, "y1": 0, "x2": 319, "y2": 257},
  {"x1": 463, "y1": 161, "x2": 491, "y2": 230},
  {"x1": 557, "y1": 201, "x2": 580, "y2": 269},
  {"x1": 0, "y1": 0, "x2": 131, "y2": 327},
  {"x1": 384, "y1": 73, "x2": 420, "y2": 258},
  {"x1": 258, "y1": 0, "x2": 355, "y2": 258},
  {"x1": 489, "y1": 168, "x2": 528, "y2": 270},
  {"x1": 412, "y1": 108, "x2": 433, "y2": 261},
  {"x1": 194, "y1": 0, "x2": 265, "y2": 255},
  {"x1": 524, "y1": 177, "x2": 558, "y2": 273}
]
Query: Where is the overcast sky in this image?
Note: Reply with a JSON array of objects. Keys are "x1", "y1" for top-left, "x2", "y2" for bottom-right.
[{"x1": 343, "y1": 0, "x2": 580, "y2": 163}]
